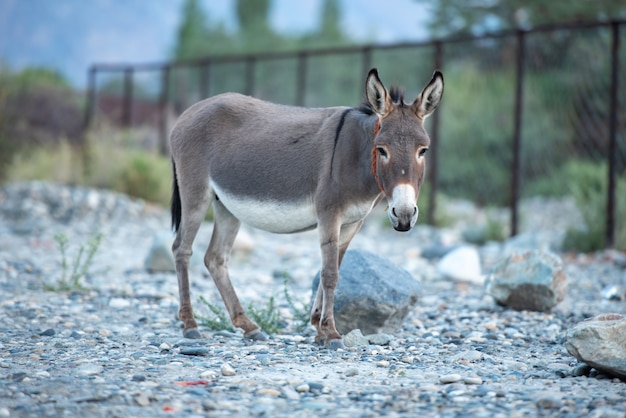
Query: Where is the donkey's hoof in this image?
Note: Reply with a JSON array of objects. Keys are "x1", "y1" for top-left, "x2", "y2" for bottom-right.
[
  {"x1": 244, "y1": 330, "x2": 269, "y2": 341},
  {"x1": 183, "y1": 328, "x2": 202, "y2": 339},
  {"x1": 326, "y1": 339, "x2": 346, "y2": 350}
]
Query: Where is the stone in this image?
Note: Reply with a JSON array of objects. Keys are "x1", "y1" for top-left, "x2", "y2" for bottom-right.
[
  {"x1": 220, "y1": 363, "x2": 236, "y2": 376},
  {"x1": 484, "y1": 250, "x2": 567, "y2": 312},
  {"x1": 144, "y1": 232, "x2": 178, "y2": 273},
  {"x1": 343, "y1": 329, "x2": 393, "y2": 347},
  {"x1": 311, "y1": 250, "x2": 421, "y2": 335},
  {"x1": 439, "y1": 374, "x2": 462, "y2": 384},
  {"x1": 436, "y1": 245, "x2": 483, "y2": 284},
  {"x1": 564, "y1": 313, "x2": 626, "y2": 379}
]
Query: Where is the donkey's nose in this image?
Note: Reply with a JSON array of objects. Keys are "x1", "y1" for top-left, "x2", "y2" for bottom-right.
[
  {"x1": 389, "y1": 204, "x2": 418, "y2": 232},
  {"x1": 388, "y1": 184, "x2": 419, "y2": 232}
]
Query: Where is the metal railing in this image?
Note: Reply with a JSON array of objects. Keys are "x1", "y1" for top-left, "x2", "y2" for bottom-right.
[{"x1": 84, "y1": 19, "x2": 625, "y2": 247}]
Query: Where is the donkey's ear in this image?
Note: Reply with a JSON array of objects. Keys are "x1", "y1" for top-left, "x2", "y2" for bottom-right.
[
  {"x1": 413, "y1": 70, "x2": 444, "y2": 119},
  {"x1": 366, "y1": 68, "x2": 392, "y2": 117}
]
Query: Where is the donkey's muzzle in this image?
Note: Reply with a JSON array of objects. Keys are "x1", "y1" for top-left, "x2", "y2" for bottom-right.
[
  {"x1": 389, "y1": 205, "x2": 418, "y2": 232},
  {"x1": 388, "y1": 184, "x2": 419, "y2": 232}
]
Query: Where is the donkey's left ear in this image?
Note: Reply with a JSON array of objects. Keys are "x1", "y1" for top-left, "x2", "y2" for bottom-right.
[
  {"x1": 413, "y1": 70, "x2": 444, "y2": 119},
  {"x1": 366, "y1": 68, "x2": 392, "y2": 117}
]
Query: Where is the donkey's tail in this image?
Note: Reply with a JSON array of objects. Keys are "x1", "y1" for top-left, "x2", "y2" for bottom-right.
[{"x1": 171, "y1": 159, "x2": 182, "y2": 233}]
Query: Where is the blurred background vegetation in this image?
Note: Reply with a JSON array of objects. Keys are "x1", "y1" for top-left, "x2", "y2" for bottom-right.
[{"x1": 1, "y1": 0, "x2": 625, "y2": 250}]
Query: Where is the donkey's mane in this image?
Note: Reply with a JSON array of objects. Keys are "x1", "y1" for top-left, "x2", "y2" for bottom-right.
[{"x1": 358, "y1": 86, "x2": 407, "y2": 115}]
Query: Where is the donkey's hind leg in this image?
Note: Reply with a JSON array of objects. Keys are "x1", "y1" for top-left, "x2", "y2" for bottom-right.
[
  {"x1": 206, "y1": 200, "x2": 268, "y2": 341},
  {"x1": 172, "y1": 186, "x2": 213, "y2": 339}
]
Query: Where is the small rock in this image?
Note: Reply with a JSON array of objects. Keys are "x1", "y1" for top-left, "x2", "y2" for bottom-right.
[
  {"x1": 180, "y1": 347, "x2": 209, "y2": 356},
  {"x1": 282, "y1": 385, "x2": 300, "y2": 400},
  {"x1": 220, "y1": 363, "x2": 236, "y2": 376},
  {"x1": 439, "y1": 374, "x2": 462, "y2": 384},
  {"x1": 536, "y1": 394, "x2": 562, "y2": 409},
  {"x1": 436, "y1": 245, "x2": 483, "y2": 284},
  {"x1": 39, "y1": 328, "x2": 55, "y2": 337},
  {"x1": 485, "y1": 250, "x2": 567, "y2": 312},
  {"x1": 131, "y1": 374, "x2": 146, "y2": 382},
  {"x1": 376, "y1": 360, "x2": 390, "y2": 368},
  {"x1": 344, "y1": 368, "x2": 359, "y2": 377},
  {"x1": 295, "y1": 383, "x2": 310, "y2": 393},
  {"x1": 463, "y1": 376, "x2": 483, "y2": 385},
  {"x1": 136, "y1": 393, "x2": 150, "y2": 407},
  {"x1": 109, "y1": 298, "x2": 131, "y2": 309},
  {"x1": 564, "y1": 313, "x2": 626, "y2": 379},
  {"x1": 343, "y1": 329, "x2": 369, "y2": 347},
  {"x1": 200, "y1": 370, "x2": 217, "y2": 379},
  {"x1": 367, "y1": 333, "x2": 393, "y2": 346},
  {"x1": 257, "y1": 388, "x2": 281, "y2": 397}
]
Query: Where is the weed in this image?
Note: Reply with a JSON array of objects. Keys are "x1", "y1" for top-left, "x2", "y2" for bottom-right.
[
  {"x1": 47, "y1": 233, "x2": 103, "y2": 291},
  {"x1": 196, "y1": 296, "x2": 235, "y2": 332},
  {"x1": 247, "y1": 296, "x2": 282, "y2": 335},
  {"x1": 197, "y1": 288, "x2": 290, "y2": 336},
  {"x1": 282, "y1": 276, "x2": 311, "y2": 333}
]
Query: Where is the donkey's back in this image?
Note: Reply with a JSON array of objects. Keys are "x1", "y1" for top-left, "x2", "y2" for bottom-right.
[{"x1": 170, "y1": 93, "x2": 350, "y2": 234}]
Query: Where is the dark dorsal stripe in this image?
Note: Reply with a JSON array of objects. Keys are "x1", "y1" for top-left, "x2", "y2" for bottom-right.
[{"x1": 330, "y1": 108, "x2": 353, "y2": 177}]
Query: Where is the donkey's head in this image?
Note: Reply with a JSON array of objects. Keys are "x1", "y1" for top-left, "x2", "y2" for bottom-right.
[{"x1": 366, "y1": 68, "x2": 444, "y2": 231}]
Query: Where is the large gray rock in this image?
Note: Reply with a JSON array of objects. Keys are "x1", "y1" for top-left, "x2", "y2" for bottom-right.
[
  {"x1": 565, "y1": 313, "x2": 626, "y2": 379},
  {"x1": 484, "y1": 250, "x2": 567, "y2": 312},
  {"x1": 311, "y1": 249, "x2": 421, "y2": 335}
]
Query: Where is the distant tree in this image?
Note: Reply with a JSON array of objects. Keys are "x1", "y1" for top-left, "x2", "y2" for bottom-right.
[
  {"x1": 172, "y1": 0, "x2": 233, "y2": 59},
  {"x1": 416, "y1": 0, "x2": 626, "y2": 37},
  {"x1": 300, "y1": 0, "x2": 352, "y2": 48},
  {"x1": 235, "y1": 0, "x2": 286, "y2": 53}
]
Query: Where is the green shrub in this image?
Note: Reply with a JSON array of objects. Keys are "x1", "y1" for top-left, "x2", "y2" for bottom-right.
[
  {"x1": 561, "y1": 160, "x2": 626, "y2": 251},
  {"x1": 3, "y1": 127, "x2": 173, "y2": 207},
  {"x1": 118, "y1": 152, "x2": 171, "y2": 205}
]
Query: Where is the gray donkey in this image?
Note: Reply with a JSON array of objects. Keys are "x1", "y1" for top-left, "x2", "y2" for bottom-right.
[{"x1": 170, "y1": 68, "x2": 443, "y2": 349}]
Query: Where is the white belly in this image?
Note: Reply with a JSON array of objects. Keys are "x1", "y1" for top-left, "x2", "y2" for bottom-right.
[
  {"x1": 210, "y1": 182, "x2": 379, "y2": 234},
  {"x1": 211, "y1": 182, "x2": 318, "y2": 233}
]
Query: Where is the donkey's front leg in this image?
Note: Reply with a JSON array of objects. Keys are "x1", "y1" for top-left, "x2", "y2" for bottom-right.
[{"x1": 311, "y1": 221, "x2": 363, "y2": 349}]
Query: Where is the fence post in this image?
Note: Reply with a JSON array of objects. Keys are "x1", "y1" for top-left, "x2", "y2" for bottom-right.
[
  {"x1": 427, "y1": 41, "x2": 443, "y2": 226},
  {"x1": 606, "y1": 21, "x2": 620, "y2": 248},
  {"x1": 122, "y1": 67, "x2": 134, "y2": 127},
  {"x1": 361, "y1": 46, "x2": 372, "y2": 75},
  {"x1": 510, "y1": 30, "x2": 526, "y2": 237},
  {"x1": 245, "y1": 56, "x2": 256, "y2": 96},
  {"x1": 199, "y1": 61, "x2": 211, "y2": 99},
  {"x1": 158, "y1": 65, "x2": 171, "y2": 156},
  {"x1": 83, "y1": 66, "x2": 97, "y2": 129},
  {"x1": 296, "y1": 52, "x2": 308, "y2": 106}
]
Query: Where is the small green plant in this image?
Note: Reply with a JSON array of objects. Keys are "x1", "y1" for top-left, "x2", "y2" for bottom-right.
[
  {"x1": 196, "y1": 296, "x2": 235, "y2": 332},
  {"x1": 283, "y1": 276, "x2": 311, "y2": 333},
  {"x1": 47, "y1": 232, "x2": 103, "y2": 291},
  {"x1": 197, "y1": 293, "x2": 284, "y2": 335},
  {"x1": 247, "y1": 296, "x2": 282, "y2": 335}
]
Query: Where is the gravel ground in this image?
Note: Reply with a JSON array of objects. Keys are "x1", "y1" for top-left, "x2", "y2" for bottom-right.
[{"x1": 1, "y1": 182, "x2": 625, "y2": 417}]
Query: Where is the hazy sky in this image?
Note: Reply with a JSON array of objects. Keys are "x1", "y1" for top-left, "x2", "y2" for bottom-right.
[{"x1": 0, "y1": 0, "x2": 430, "y2": 87}]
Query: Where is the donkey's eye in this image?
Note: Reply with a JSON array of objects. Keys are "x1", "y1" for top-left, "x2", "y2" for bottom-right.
[
  {"x1": 418, "y1": 148, "x2": 429, "y2": 158},
  {"x1": 377, "y1": 147, "x2": 388, "y2": 158}
]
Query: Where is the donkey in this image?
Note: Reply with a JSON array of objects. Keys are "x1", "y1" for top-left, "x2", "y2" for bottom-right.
[{"x1": 170, "y1": 68, "x2": 443, "y2": 348}]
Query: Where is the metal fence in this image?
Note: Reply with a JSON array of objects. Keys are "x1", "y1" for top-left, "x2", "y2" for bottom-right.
[{"x1": 84, "y1": 20, "x2": 625, "y2": 247}]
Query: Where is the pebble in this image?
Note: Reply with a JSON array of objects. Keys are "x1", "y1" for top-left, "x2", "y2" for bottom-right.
[
  {"x1": 0, "y1": 182, "x2": 625, "y2": 417},
  {"x1": 439, "y1": 374, "x2": 463, "y2": 384},
  {"x1": 220, "y1": 363, "x2": 236, "y2": 376}
]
